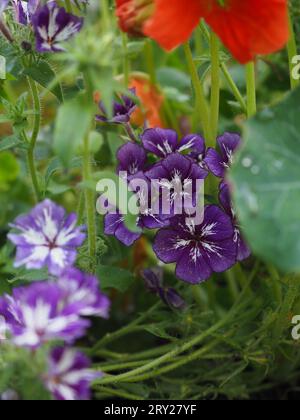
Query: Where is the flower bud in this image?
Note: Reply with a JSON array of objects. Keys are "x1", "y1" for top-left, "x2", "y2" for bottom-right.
[{"x1": 116, "y1": 0, "x2": 155, "y2": 37}]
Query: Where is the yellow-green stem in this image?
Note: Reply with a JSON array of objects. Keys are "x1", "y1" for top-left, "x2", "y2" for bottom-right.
[
  {"x1": 27, "y1": 78, "x2": 41, "y2": 202},
  {"x1": 183, "y1": 41, "x2": 212, "y2": 145},
  {"x1": 122, "y1": 32, "x2": 130, "y2": 87},
  {"x1": 210, "y1": 32, "x2": 220, "y2": 142},
  {"x1": 245, "y1": 62, "x2": 257, "y2": 118},
  {"x1": 287, "y1": 11, "x2": 299, "y2": 90}
]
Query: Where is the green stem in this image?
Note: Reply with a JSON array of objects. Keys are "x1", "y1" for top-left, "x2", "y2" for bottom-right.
[
  {"x1": 122, "y1": 32, "x2": 130, "y2": 87},
  {"x1": 287, "y1": 11, "x2": 299, "y2": 89},
  {"x1": 221, "y1": 63, "x2": 247, "y2": 113},
  {"x1": 144, "y1": 39, "x2": 156, "y2": 85},
  {"x1": 91, "y1": 302, "x2": 161, "y2": 353},
  {"x1": 183, "y1": 41, "x2": 212, "y2": 145},
  {"x1": 101, "y1": 0, "x2": 111, "y2": 32},
  {"x1": 245, "y1": 62, "x2": 257, "y2": 118},
  {"x1": 83, "y1": 133, "x2": 97, "y2": 273},
  {"x1": 64, "y1": 0, "x2": 73, "y2": 13},
  {"x1": 26, "y1": 78, "x2": 41, "y2": 202},
  {"x1": 95, "y1": 387, "x2": 143, "y2": 400},
  {"x1": 210, "y1": 32, "x2": 220, "y2": 142}
]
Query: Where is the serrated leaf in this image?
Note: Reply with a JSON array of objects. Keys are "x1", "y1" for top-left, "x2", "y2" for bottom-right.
[
  {"x1": 54, "y1": 95, "x2": 92, "y2": 167},
  {"x1": 23, "y1": 60, "x2": 64, "y2": 103},
  {"x1": 97, "y1": 266, "x2": 135, "y2": 292}
]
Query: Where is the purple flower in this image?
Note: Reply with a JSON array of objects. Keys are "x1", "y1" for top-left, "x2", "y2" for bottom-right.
[
  {"x1": 8, "y1": 199, "x2": 86, "y2": 276},
  {"x1": 32, "y1": 2, "x2": 83, "y2": 52},
  {"x1": 12, "y1": 0, "x2": 40, "y2": 25},
  {"x1": 204, "y1": 132, "x2": 241, "y2": 178},
  {"x1": 57, "y1": 268, "x2": 111, "y2": 318},
  {"x1": 153, "y1": 205, "x2": 237, "y2": 284},
  {"x1": 104, "y1": 211, "x2": 142, "y2": 246},
  {"x1": 141, "y1": 268, "x2": 186, "y2": 310},
  {"x1": 145, "y1": 153, "x2": 208, "y2": 218},
  {"x1": 117, "y1": 142, "x2": 147, "y2": 179},
  {"x1": 219, "y1": 182, "x2": 251, "y2": 262},
  {"x1": 96, "y1": 89, "x2": 137, "y2": 124},
  {"x1": 45, "y1": 347, "x2": 101, "y2": 400},
  {"x1": 142, "y1": 128, "x2": 207, "y2": 165},
  {"x1": 0, "y1": 282, "x2": 90, "y2": 348}
]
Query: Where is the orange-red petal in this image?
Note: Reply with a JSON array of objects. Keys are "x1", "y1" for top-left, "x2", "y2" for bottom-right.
[
  {"x1": 202, "y1": 0, "x2": 289, "y2": 64},
  {"x1": 143, "y1": 0, "x2": 203, "y2": 51}
]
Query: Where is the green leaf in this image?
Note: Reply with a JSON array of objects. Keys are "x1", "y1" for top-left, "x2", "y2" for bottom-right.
[
  {"x1": 0, "y1": 135, "x2": 23, "y2": 152},
  {"x1": 229, "y1": 86, "x2": 300, "y2": 272},
  {"x1": 53, "y1": 94, "x2": 92, "y2": 167},
  {"x1": 23, "y1": 60, "x2": 64, "y2": 103},
  {"x1": 0, "y1": 151, "x2": 19, "y2": 190},
  {"x1": 97, "y1": 265, "x2": 135, "y2": 292}
]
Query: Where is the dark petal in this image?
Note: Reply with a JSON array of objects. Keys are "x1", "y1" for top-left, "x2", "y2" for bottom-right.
[
  {"x1": 188, "y1": 161, "x2": 209, "y2": 180},
  {"x1": 219, "y1": 181, "x2": 233, "y2": 216},
  {"x1": 104, "y1": 213, "x2": 123, "y2": 235},
  {"x1": 178, "y1": 134, "x2": 206, "y2": 158},
  {"x1": 202, "y1": 237, "x2": 237, "y2": 273},
  {"x1": 163, "y1": 288, "x2": 187, "y2": 310},
  {"x1": 115, "y1": 221, "x2": 141, "y2": 246},
  {"x1": 217, "y1": 132, "x2": 241, "y2": 162},
  {"x1": 204, "y1": 148, "x2": 225, "y2": 178},
  {"x1": 198, "y1": 205, "x2": 234, "y2": 241},
  {"x1": 141, "y1": 268, "x2": 162, "y2": 292},
  {"x1": 161, "y1": 153, "x2": 191, "y2": 179},
  {"x1": 140, "y1": 213, "x2": 170, "y2": 229},
  {"x1": 141, "y1": 128, "x2": 178, "y2": 158},
  {"x1": 236, "y1": 230, "x2": 251, "y2": 262},
  {"x1": 176, "y1": 245, "x2": 212, "y2": 284},
  {"x1": 153, "y1": 228, "x2": 189, "y2": 264},
  {"x1": 145, "y1": 162, "x2": 169, "y2": 181},
  {"x1": 117, "y1": 142, "x2": 147, "y2": 175}
]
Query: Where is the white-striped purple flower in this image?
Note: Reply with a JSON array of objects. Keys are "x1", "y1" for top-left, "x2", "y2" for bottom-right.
[
  {"x1": 45, "y1": 347, "x2": 101, "y2": 400},
  {"x1": 57, "y1": 267, "x2": 111, "y2": 318},
  {"x1": 204, "y1": 132, "x2": 241, "y2": 178},
  {"x1": 0, "y1": 282, "x2": 90, "y2": 348},
  {"x1": 219, "y1": 182, "x2": 251, "y2": 262},
  {"x1": 153, "y1": 205, "x2": 237, "y2": 284},
  {"x1": 12, "y1": 0, "x2": 40, "y2": 25},
  {"x1": 8, "y1": 199, "x2": 86, "y2": 276},
  {"x1": 32, "y1": 2, "x2": 83, "y2": 52}
]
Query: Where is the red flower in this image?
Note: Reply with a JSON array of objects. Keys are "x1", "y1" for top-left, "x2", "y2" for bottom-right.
[
  {"x1": 116, "y1": 0, "x2": 155, "y2": 37},
  {"x1": 142, "y1": 0, "x2": 289, "y2": 63}
]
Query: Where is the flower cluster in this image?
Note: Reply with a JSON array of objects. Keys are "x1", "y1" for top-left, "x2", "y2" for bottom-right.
[
  {"x1": 1, "y1": 1, "x2": 83, "y2": 52},
  {"x1": 99, "y1": 94, "x2": 250, "y2": 284},
  {"x1": 1, "y1": 199, "x2": 110, "y2": 400}
]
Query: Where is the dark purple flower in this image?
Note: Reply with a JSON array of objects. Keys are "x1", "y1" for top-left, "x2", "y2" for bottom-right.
[
  {"x1": 0, "y1": 282, "x2": 90, "y2": 348},
  {"x1": 45, "y1": 347, "x2": 101, "y2": 400},
  {"x1": 104, "y1": 211, "x2": 141, "y2": 246},
  {"x1": 141, "y1": 128, "x2": 207, "y2": 166},
  {"x1": 117, "y1": 142, "x2": 147, "y2": 179},
  {"x1": 12, "y1": 0, "x2": 40, "y2": 25},
  {"x1": 153, "y1": 205, "x2": 237, "y2": 284},
  {"x1": 141, "y1": 268, "x2": 186, "y2": 310},
  {"x1": 8, "y1": 199, "x2": 86, "y2": 276},
  {"x1": 219, "y1": 182, "x2": 251, "y2": 262},
  {"x1": 145, "y1": 153, "x2": 208, "y2": 218},
  {"x1": 32, "y1": 2, "x2": 83, "y2": 52},
  {"x1": 57, "y1": 267, "x2": 111, "y2": 318},
  {"x1": 204, "y1": 132, "x2": 241, "y2": 178},
  {"x1": 96, "y1": 88, "x2": 137, "y2": 124}
]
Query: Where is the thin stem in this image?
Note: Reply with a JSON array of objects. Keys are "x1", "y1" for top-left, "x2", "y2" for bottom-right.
[
  {"x1": 245, "y1": 62, "x2": 257, "y2": 118},
  {"x1": 287, "y1": 11, "x2": 299, "y2": 89},
  {"x1": 101, "y1": 0, "x2": 111, "y2": 33},
  {"x1": 95, "y1": 387, "x2": 143, "y2": 400},
  {"x1": 210, "y1": 32, "x2": 220, "y2": 142},
  {"x1": 27, "y1": 78, "x2": 41, "y2": 202},
  {"x1": 64, "y1": 0, "x2": 73, "y2": 13},
  {"x1": 183, "y1": 41, "x2": 212, "y2": 145},
  {"x1": 221, "y1": 63, "x2": 247, "y2": 113},
  {"x1": 122, "y1": 32, "x2": 130, "y2": 87},
  {"x1": 83, "y1": 132, "x2": 97, "y2": 273},
  {"x1": 144, "y1": 39, "x2": 156, "y2": 85}
]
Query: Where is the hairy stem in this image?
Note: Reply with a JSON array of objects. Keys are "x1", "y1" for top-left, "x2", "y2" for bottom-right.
[
  {"x1": 210, "y1": 32, "x2": 220, "y2": 142},
  {"x1": 287, "y1": 11, "x2": 299, "y2": 89},
  {"x1": 245, "y1": 62, "x2": 257, "y2": 117}
]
